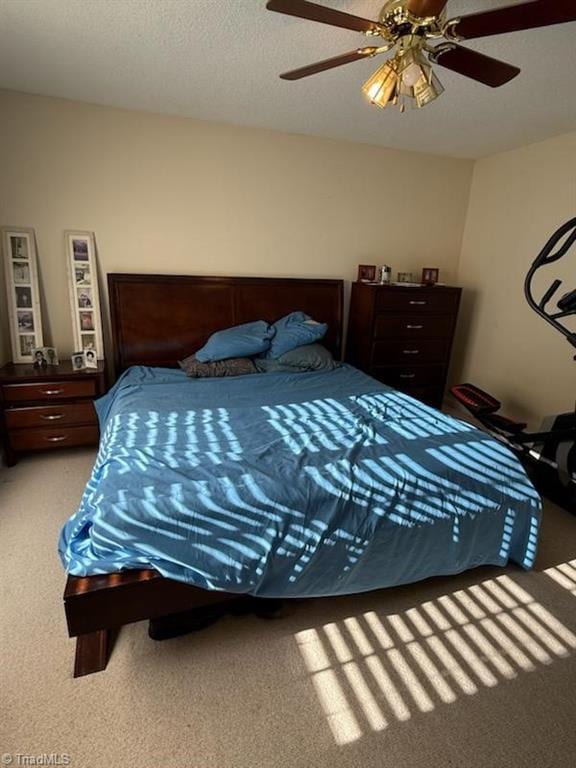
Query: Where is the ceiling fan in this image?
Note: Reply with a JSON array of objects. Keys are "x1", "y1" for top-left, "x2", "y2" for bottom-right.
[{"x1": 266, "y1": 0, "x2": 576, "y2": 111}]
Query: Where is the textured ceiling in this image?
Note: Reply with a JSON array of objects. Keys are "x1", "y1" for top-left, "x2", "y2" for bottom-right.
[{"x1": 0, "y1": 0, "x2": 575, "y2": 158}]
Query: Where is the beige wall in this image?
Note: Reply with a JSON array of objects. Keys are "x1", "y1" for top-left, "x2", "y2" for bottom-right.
[
  {"x1": 0, "y1": 89, "x2": 473, "y2": 365},
  {"x1": 452, "y1": 131, "x2": 576, "y2": 428},
  {"x1": 1, "y1": 90, "x2": 574, "y2": 427}
]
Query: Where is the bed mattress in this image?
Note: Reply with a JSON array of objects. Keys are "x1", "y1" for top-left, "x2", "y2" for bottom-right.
[{"x1": 59, "y1": 365, "x2": 541, "y2": 597}]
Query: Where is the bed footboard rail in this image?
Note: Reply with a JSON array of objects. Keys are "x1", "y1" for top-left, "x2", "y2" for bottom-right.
[{"x1": 64, "y1": 570, "x2": 238, "y2": 677}]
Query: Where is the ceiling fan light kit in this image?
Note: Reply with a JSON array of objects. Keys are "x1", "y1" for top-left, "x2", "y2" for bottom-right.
[
  {"x1": 363, "y1": 42, "x2": 444, "y2": 111},
  {"x1": 267, "y1": 0, "x2": 576, "y2": 113},
  {"x1": 362, "y1": 60, "x2": 399, "y2": 108}
]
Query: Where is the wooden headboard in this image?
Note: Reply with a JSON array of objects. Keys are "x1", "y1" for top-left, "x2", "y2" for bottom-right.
[{"x1": 108, "y1": 273, "x2": 344, "y2": 372}]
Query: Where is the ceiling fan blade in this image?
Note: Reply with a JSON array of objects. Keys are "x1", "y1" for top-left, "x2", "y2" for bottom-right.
[
  {"x1": 266, "y1": 0, "x2": 382, "y2": 34},
  {"x1": 431, "y1": 44, "x2": 520, "y2": 87},
  {"x1": 280, "y1": 48, "x2": 378, "y2": 80},
  {"x1": 448, "y1": 0, "x2": 576, "y2": 41},
  {"x1": 405, "y1": 0, "x2": 449, "y2": 18}
]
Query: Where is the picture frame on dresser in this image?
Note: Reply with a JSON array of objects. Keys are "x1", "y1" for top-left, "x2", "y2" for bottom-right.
[
  {"x1": 1, "y1": 226, "x2": 44, "y2": 363},
  {"x1": 64, "y1": 231, "x2": 104, "y2": 360}
]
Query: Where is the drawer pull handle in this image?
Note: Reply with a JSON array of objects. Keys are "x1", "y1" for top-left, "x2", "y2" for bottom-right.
[
  {"x1": 406, "y1": 324, "x2": 423, "y2": 330},
  {"x1": 44, "y1": 435, "x2": 68, "y2": 443},
  {"x1": 41, "y1": 413, "x2": 65, "y2": 421},
  {"x1": 400, "y1": 374, "x2": 416, "y2": 379},
  {"x1": 409, "y1": 301, "x2": 427, "y2": 305},
  {"x1": 41, "y1": 388, "x2": 64, "y2": 395},
  {"x1": 403, "y1": 350, "x2": 420, "y2": 355}
]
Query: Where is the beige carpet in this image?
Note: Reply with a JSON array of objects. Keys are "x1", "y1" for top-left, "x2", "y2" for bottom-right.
[{"x1": 1, "y1": 448, "x2": 576, "y2": 768}]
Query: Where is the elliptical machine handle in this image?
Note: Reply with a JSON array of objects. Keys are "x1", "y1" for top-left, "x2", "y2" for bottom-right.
[
  {"x1": 530, "y1": 217, "x2": 576, "y2": 268},
  {"x1": 539, "y1": 279, "x2": 563, "y2": 311},
  {"x1": 525, "y1": 217, "x2": 576, "y2": 351}
]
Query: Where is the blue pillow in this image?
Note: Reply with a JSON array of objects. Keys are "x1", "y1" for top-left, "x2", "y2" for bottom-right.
[
  {"x1": 255, "y1": 343, "x2": 337, "y2": 373},
  {"x1": 195, "y1": 321, "x2": 275, "y2": 362},
  {"x1": 267, "y1": 312, "x2": 328, "y2": 359}
]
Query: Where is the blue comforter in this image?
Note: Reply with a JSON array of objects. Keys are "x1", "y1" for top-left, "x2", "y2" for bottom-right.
[{"x1": 59, "y1": 365, "x2": 541, "y2": 597}]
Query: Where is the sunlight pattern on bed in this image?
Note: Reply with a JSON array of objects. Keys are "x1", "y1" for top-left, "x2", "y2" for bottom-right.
[{"x1": 59, "y1": 365, "x2": 542, "y2": 596}]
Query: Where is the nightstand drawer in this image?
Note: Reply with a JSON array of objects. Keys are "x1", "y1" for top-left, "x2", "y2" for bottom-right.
[
  {"x1": 372, "y1": 339, "x2": 450, "y2": 365},
  {"x1": 375, "y1": 290, "x2": 459, "y2": 315},
  {"x1": 374, "y1": 314, "x2": 453, "y2": 339},
  {"x1": 10, "y1": 425, "x2": 99, "y2": 452},
  {"x1": 2, "y1": 379, "x2": 96, "y2": 403},
  {"x1": 5, "y1": 402, "x2": 97, "y2": 430}
]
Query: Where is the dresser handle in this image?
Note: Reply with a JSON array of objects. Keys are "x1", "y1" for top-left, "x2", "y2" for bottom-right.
[
  {"x1": 406, "y1": 324, "x2": 423, "y2": 330},
  {"x1": 41, "y1": 388, "x2": 64, "y2": 395},
  {"x1": 400, "y1": 374, "x2": 416, "y2": 379},
  {"x1": 40, "y1": 413, "x2": 64, "y2": 421},
  {"x1": 402, "y1": 350, "x2": 420, "y2": 355},
  {"x1": 44, "y1": 435, "x2": 68, "y2": 442},
  {"x1": 409, "y1": 301, "x2": 427, "y2": 305}
]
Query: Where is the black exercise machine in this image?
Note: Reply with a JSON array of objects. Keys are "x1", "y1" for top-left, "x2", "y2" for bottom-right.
[{"x1": 451, "y1": 217, "x2": 576, "y2": 511}]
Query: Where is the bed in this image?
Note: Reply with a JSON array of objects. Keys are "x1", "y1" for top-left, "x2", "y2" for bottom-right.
[{"x1": 60, "y1": 273, "x2": 542, "y2": 677}]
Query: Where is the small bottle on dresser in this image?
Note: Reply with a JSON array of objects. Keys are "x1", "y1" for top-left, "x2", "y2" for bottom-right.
[{"x1": 378, "y1": 265, "x2": 392, "y2": 284}]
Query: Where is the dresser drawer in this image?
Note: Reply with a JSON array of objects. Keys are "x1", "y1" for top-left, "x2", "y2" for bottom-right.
[
  {"x1": 403, "y1": 387, "x2": 443, "y2": 408},
  {"x1": 375, "y1": 289, "x2": 459, "y2": 315},
  {"x1": 370, "y1": 366, "x2": 444, "y2": 408},
  {"x1": 374, "y1": 314, "x2": 454, "y2": 340},
  {"x1": 371, "y1": 364, "x2": 445, "y2": 388},
  {"x1": 372, "y1": 339, "x2": 450, "y2": 365},
  {"x1": 9, "y1": 425, "x2": 99, "y2": 452},
  {"x1": 2, "y1": 379, "x2": 96, "y2": 403},
  {"x1": 5, "y1": 402, "x2": 97, "y2": 430}
]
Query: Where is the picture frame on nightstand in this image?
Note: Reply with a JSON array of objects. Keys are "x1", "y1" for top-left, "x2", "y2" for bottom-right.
[
  {"x1": 84, "y1": 349, "x2": 98, "y2": 369},
  {"x1": 65, "y1": 230, "x2": 104, "y2": 360},
  {"x1": 71, "y1": 351, "x2": 86, "y2": 371},
  {"x1": 32, "y1": 346, "x2": 59, "y2": 367},
  {"x1": 1, "y1": 226, "x2": 44, "y2": 363}
]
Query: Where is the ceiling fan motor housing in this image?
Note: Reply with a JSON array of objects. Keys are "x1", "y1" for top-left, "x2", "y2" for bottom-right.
[{"x1": 376, "y1": 0, "x2": 445, "y2": 41}]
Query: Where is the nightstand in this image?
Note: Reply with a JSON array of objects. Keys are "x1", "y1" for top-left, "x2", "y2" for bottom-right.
[
  {"x1": 0, "y1": 361, "x2": 106, "y2": 466},
  {"x1": 346, "y1": 283, "x2": 462, "y2": 408}
]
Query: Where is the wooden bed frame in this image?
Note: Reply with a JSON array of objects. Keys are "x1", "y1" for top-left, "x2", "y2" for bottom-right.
[{"x1": 64, "y1": 273, "x2": 344, "y2": 676}]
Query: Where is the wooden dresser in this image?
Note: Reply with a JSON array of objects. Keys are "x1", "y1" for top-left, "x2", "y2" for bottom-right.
[
  {"x1": 0, "y1": 361, "x2": 106, "y2": 466},
  {"x1": 346, "y1": 282, "x2": 462, "y2": 408}
]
